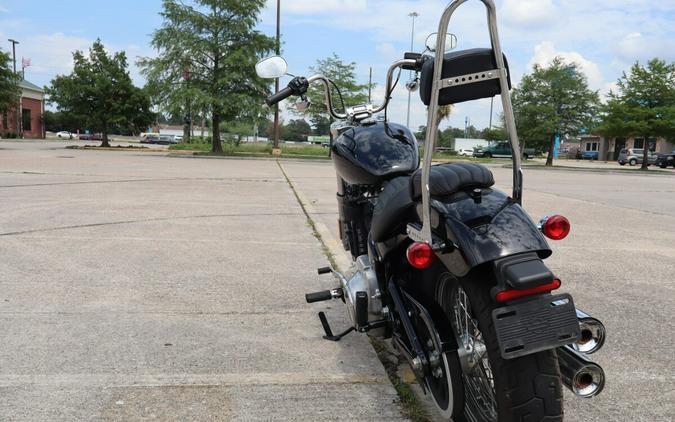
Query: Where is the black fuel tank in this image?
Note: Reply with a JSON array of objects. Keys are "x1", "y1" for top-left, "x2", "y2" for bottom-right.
[{"x1": 331, "y1": 122, "x2": 419, "y2": 185}]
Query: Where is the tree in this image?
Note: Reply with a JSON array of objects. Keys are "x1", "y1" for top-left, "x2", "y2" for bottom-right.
[
  {"x1": 303, "y1": 54, "x2": 371, "y2": 134},
  {"x1": 0, "y1": 48, "x2": 20, "y2": 132},
  {"x1": 283, "y1": 119, "x2": 312, "y2": 143},
  {"x1": 598, "y1": 59, "x2": 675, "y2": 169},
  {"x1": 512, "y1": 57, "x2": 599, "y2": 166},
  {"x1": 46, "y1": 40, "x2": 154, "y2": 147},
  {"x1": 482, "y1": 126, "x2": 508, "y2": 142},
  {"x1": 140, "y1": 0, "x2": 274, "y2": 153}
]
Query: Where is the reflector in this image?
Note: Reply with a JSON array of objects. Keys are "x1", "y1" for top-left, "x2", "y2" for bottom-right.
[
  {"x1": 495, "y1": 279, "x2": 562, "y2": 302},
  {"x1": 542, "y1": 215, "x2": 570, "y2": 240},
  {"x1": 406, "y1": 242, "x2": 434, "y2": 269}
]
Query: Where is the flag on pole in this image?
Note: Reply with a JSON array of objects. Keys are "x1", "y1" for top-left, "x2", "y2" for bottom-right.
[{"x1": 21, "y1": 57, "x2": 31, "y2": 68}]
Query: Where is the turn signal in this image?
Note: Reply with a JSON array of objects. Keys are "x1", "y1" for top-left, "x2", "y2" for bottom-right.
[
  {"x1": 495, "y1": 279, "x2": 561, "y2": 302},
  {"x1": 406, "y1": 242, "x2": 434, "y2": 269},
  {"x1": 541, "y1": 215, "x2": 570, "y2": 240}
]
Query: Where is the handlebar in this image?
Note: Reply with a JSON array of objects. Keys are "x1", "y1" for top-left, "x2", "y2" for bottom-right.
[
  {"x1": 265, "y1": 86, "x2": 294, "y2": 106},
  {"x1": 265, "y1": 56, "x2": 423, "y2": 121}
]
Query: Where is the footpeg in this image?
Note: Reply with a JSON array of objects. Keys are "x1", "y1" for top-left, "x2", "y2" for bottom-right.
[
  {"x1": 305, "y1": 290, "x2": 333, "y2": 303},
  {"x1": 305, "y1": 288, "x2": 343, "y2": 303}
]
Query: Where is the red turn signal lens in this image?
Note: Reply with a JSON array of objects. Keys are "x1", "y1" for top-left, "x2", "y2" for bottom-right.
[
  {"x1": 542, "y1": 215, "x2": 570, "y2": 240},
  {"x1": 406, "y1": 242, "x2": 434, "y2": 269},
  {"x1": 495, "y1": 279, "x2": 562, "y2": 302}
]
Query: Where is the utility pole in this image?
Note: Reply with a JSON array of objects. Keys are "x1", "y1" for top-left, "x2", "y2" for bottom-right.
[
  {"x1": 368, "y1": 67, "x2": 372, "y2": 103},
  {"x1": 8, "y1": 39, "x2": 20, "y2": 138},
  {"x1": 8, "y1": 39, "x2": 18, "y2": 74},
  {"x1": 405, "y1": 12, "x2": 418, "y2": 128},
  {"x1": 273, "y1": 0, "x2": 281, "y2": 153},
  {"x1": 489, "y1": 97, "x2": 494, "y2": 129}
]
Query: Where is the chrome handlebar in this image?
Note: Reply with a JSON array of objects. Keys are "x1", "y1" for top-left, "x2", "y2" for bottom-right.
[{"x1": 307, "y1": 58, "x2": 418, "y2": 121}]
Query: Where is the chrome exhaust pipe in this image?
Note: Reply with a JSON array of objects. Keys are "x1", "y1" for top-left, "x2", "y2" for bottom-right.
[
  {"x1": 573, "y1": 308, "x2": 606, "y2": 354},
  {"x1": 557, "y1": 345, "x2": 605, "y2": 398},
  {"x1": 552, "y1": 301, "x2": 606, "y2": 354}
]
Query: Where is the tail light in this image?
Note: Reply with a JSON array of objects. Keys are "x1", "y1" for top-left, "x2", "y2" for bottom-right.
[
  {"x1": 540, "y1": 215, "x2": 570, "y2": 240},
  {"x1": 495, "y1": 278, "x2": 561, "y2": 302},
  {"x1": 406, "y1": 242, "x2": 434, "y2": 269}
]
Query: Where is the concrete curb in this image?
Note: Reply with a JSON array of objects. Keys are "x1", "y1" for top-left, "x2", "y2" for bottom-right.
[{"x1": 277, "y1": 160, "x2": 435, "y2": 421}]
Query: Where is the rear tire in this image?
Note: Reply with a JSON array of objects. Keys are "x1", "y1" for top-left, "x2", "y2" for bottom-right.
[{"x1": 435, "y1": 270, "x2": 563, "y2": 422}]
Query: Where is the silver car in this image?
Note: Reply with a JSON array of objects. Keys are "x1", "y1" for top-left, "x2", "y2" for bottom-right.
[{"x1": 617, "y1": 148, "x2": 657, "y2": 166}]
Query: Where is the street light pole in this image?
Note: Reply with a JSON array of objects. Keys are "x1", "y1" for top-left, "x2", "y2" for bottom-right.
[
  {"x1": 8, "y1": 39, "x2": 20, "y2": 138},
  {"x1": 8, "y1": 39, "x2": 18, "y2": 74},
  {"x1": 273, "y1": 0, "x2": 281, "y2": 152},
  {"x1": 405, "y1": 12, "x2": 418, "y2": 128}
]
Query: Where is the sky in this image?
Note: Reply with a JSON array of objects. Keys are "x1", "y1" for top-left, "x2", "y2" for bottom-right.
[{"x1": 1, "y1": 0, "x2": 674, "y2": 131}]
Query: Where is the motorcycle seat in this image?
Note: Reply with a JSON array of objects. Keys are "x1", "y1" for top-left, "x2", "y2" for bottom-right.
[
  {"x1": 371, "y1": 163, "x2": 494, "y2": 242},
  {"x1": 410, "y1": 162, "x2": 494, "y2": 200}
]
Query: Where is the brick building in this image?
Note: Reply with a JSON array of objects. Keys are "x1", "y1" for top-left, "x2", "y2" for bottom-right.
[
  {"x1": 1, "y1": 79, "x2": 45, "y2": 139},
  {"x1": 580, "y1": 135, "x2": 675, "y2": 161}
]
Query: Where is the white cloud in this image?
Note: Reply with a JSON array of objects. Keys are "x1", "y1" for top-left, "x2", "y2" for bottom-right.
[
  {"x1": 266, "y1": 0, "x2": 366, "y2": 15},
  {"x1": 528, "y1": 41, "x2": 605, "y2": 91},
  {"x1": 500, "y1": 0, "x2": 560, "y2": 28},
  {"x1": 0, "y1": 6, "x2": 9, "y2": 13},
  {"x1": 614, "y1": 31, "x2": 675, "y2": 63}
]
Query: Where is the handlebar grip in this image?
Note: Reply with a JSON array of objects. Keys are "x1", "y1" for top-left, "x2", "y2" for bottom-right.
[
  {"x1": 266, "y1": 86, "x2": 294, "y2": 106},
  {"x1": 402, "y1": 52, "x2": 422, "y2": 70}
]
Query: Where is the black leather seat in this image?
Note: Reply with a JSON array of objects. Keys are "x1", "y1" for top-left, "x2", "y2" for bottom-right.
[
  {"x1": 371, "y1": 163, "x2": 494, "y2": 242},
  {"x1": 410, "y1": 162, "x2": 494, "y2": 199}
]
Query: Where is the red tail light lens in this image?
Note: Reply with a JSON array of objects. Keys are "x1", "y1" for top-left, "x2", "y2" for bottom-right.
[
  {"x1": 495, "y1": 279, "x2": 561, "y2": 302},
  {"x1": 542, "y1": 215, "x2": 570, "y2": 240},
  {"x1": 406, "y1": 242, "x2": 434, "y2": 269}
]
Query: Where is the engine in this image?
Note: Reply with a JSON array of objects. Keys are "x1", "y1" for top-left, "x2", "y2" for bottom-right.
[{"x1": 340, "y1": 255, "x2": 386, "y2": 337}]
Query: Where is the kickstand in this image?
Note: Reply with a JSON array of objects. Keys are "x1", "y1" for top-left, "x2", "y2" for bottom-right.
[{"x1": 318, "y1": 312, "x2": 354, "y2": 341}]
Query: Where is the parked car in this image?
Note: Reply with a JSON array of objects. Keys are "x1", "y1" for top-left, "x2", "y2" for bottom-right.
[
  {"x1": 56, "y1": 131, "x2": 77, "y2": 139},
  {"x1": 174, "y1": 135, "x2": 183, "y2": 143},
  {"x1": 474, "y1": 141, "x2": 535, "y2": 159},
  {"x1": 78, "y1": 133, "x2": 103, "y2": 141},
  {"x1": 655, "y1": 150, "x2": 675, "y2": 168},
  {"x1": 140, "y1": 133, "x2": 160, "y2": 144},
  {"x1": 157, "y1": 134, "x2": 178, "y2": 145},
  {"x1": 581, "y1": 151, "x2": 599, "y2": 160},
  {"x1": 457, "y1": 148, "x2": 474, "y2": 157},
  {"x1": 617, "y1": 148, "x2": 658, "y2": 166}
]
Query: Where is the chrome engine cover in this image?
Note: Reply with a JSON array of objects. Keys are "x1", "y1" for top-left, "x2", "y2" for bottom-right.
[{"x1": 341, "y1": 255, "x2": 384, "y2": 335}]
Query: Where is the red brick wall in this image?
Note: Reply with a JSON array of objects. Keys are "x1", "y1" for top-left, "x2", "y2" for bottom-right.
[
  {"x1": 21, "y1": 97, "x2": 43, "y2": 139},
  {"x1": 1, "y1": 97, "x2": 43, "y2": 139}
]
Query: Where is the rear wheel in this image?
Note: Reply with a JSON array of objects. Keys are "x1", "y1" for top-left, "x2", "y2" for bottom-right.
[{"x1": 434, "y1": 271, "x2": 563, "y2": 422}]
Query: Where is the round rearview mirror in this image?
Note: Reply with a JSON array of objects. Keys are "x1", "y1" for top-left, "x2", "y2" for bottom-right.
[
  {"x1": 425, "y1": 32, "x2": 458, "y2": 53},
  {"x1": 255, "y1": 56, "x2": 288, "y2": 79}
]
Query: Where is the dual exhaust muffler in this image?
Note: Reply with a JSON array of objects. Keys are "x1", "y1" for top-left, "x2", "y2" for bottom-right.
[{"x1": 557, "y1": 307, "x2": 606, "y2": 398}]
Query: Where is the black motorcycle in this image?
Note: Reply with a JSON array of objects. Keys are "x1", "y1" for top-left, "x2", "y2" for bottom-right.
[{"x1": 256, "y1": 1, "x2": 606, "y2": 420}]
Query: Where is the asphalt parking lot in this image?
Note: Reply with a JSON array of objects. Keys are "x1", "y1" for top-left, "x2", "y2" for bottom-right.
[
  {"x1": 1, "y1": 140, "x2": 674, "y2": 421},
  {"x1": 0, "y1": 141, "x2": 402, "y2": 421}
]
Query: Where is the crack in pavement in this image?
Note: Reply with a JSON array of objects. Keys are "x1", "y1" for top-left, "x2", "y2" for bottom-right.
[
  {"x1": 0, "y1": 212, "x2": 302, "y2": 237},
  {"x1": 0, "y1": 372, "x2": 389, "y2": 388}
]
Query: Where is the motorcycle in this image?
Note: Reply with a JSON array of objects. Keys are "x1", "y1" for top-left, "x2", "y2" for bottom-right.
[{"x1": 256, "y1": 1, "x2": 606, "y2": 420}]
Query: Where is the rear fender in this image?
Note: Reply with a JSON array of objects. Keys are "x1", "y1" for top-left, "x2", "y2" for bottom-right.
[{"x1": 427, "y1": 189, "x2": 551, "y2": 276}]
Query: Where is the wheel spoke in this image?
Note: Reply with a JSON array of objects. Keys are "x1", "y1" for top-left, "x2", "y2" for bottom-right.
[{"x1": 451, "y1": 285, "x2": 497, "y2": 421}]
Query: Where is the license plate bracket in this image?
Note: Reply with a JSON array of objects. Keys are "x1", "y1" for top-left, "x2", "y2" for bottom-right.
[{"x1": 492, "y1": 293, "x2": 580, "y2": 359}]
